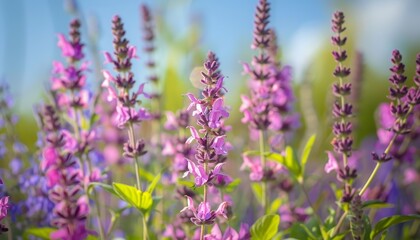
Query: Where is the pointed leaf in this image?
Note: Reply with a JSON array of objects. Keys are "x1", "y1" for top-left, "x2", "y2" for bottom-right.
[
  {"x1": 112, "y1": 182, "x2": 153, "y2": 214},
  {"x1": 362, "y1": 200, "x2": 393, "y2": 210},
  {"x1": 88, "y1": 182, "x2": 117, "y2": 196},
  {"x1": 371, "y1": 215, "x2": 420, "y2": 239},
  {"x1": 266, "y1": 147, "x2": 302, "y2": 180},
  {"x1": 147, "y1": 173, "x2": 161, "y2": 193},
  {"x1": 301, "y1": 135, "x2": 316, "y2": 176},
  {"x1": 251, "y1": 214, "x2": 280, "y2": 240},
  {"x1": 24, "y1": 228, "x2": 56, "y2": 240}
]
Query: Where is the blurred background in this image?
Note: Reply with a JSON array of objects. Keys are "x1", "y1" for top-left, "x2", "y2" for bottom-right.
[{"x1": 1, "y1": 0, "x2": 420, "y2": 154}]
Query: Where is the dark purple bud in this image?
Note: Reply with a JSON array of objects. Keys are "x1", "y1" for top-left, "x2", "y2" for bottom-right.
[
  {"x1": 333, "y1": 102, "x2": 353, "y2": 118},
  {"x1": 333, "y1": 66, "x2": 351, "y2": 78},
  {"x1": 252, "y1": 0, "x2": 271, "y2": 49},
  {"x1": 338, "y1": 165, "x2": 357, "y2": 181},
  {"x1": 388, "y1": 86, "x2": 408, "y2": 100},
  {"x1": 371, "y1": 152, "x2": 392, "y2": 163},
  {"x1": 342, "y1": 185, "x2": 355, "y2": 203},
  {"x1": 333, "y1": 83, "x2": 352, "y2": 96},
  {"x1": 333, "y1": 122, "x2": 352, "y2": 136},
  {"x1": 390, "y1": 102, "x2": 410, "y2": 119},
  {"x1": 406, "y1": 88, "x2": 420, "y2": 105},
  {"x1": 331, "y1": 11, "x2": 346, "y2": 33},
  {"x1": 332, "y1": 137, "x2": 353, "y2": 156},
  {"x1": 331, "y1": 36, "x2": 347, "y2": 46},
  {"x1": 391, "y1": 49, "x2": 402, "y2": 64},
  {"x1": 332, "y1": 50, "x2": 348, "y2": 62}
]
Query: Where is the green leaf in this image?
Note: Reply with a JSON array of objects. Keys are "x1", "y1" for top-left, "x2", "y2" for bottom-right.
[
  {"x1": 88, "y1": 182, "x2": 117, "y2": 196},
  {"x1": 147, "y1": 173, "x2": 161, "y2": 193},
  {"x1": 268, "y1": 198, "x2": 282, "y2": 215},
  {"x1": 224, "y1": 178, "x2": 241, "y2": 193},
  {"x1": 251, "y1": 214, "x2": 280, "y2": 240},
  {"x1": 24, "y1": 227, "x2": 56, "y2": 240},
  {"x1": 266, "y1": 147, "x2": 302, "y2": 181},
  {"x1": 177, "y1": 179, "x2": 195, "y2": 188},
  {"x1": 251, "y1": 183, "x2": 263, "y2": 205},
  {"x1": 112, "y1": 182, "x2": 153, "y2": 214},
  {"x1": 301, "y1": 134, "x2": 316, "y2": 176},
  {"x1": 139, "y1": 169, "x2": 156, "y2": 183},
  {"x1": 362, "y1": 200, "x2": 393, "y2": 210},
  {"x1": 371, "y1": 215, "x2": 420, "y2": 239}
]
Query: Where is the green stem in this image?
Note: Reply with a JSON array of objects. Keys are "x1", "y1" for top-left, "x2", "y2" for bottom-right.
[
  {"x1": 93, "y1": 190, "x2": 106, "y2": 240},
  {"x1": 128, "y1": 122, "x2": 142, "y2": 191},
  {"x1": 142, "y1": 214, "x2": 149, "y2": 240},
  {"x1": 331, "y1": 211, "x2": 348, "y2": 238},
  {"x1": 259, "y1": 130, "x2": 267, "y2": 213},
  {"x1": 359, "y1": 133, "x2": 397, "y2": 196}
]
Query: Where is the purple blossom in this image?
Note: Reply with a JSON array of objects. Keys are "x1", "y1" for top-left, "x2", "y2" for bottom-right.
[
  {"x1": 241, "y1": 155, "x2": 283, "y2": 182},
  {"x1": 203, "y1": 223, "x2": 250, "y2": 240},
  {"x1": 0, "y1": 196, "x2": 9, "y2": 221},
  {"x1": 180, "y1": 196, "x2": 228, "y2": 226}
]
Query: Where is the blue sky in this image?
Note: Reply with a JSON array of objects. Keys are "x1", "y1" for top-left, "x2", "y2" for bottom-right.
[{"x1": 1, "y1": 0, "x2": 419, "y2": 111}]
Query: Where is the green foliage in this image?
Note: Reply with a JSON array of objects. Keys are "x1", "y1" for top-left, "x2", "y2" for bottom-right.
[
  {"x1": 24, "y1": 228, "x2": 55, "y2": 240},
  {"x1": 362, "y1": 200, "x2": 393, "y2": 210},
  {"x1": 146, "y1": 173, "x2": 161, "y2": 193},
  {"x1": 112, "y1": 182, "x2": 153, "y2": 214},
  {"x1": 301, "y1": 134, "x2": 316, "y2": 176},
  {"x1": 268, "y1": 198, "x2": 282, "y2": 215},
  {"x1": 250, "y1": 214, "x2": 280, "y2": 240},
  {"x1": 370, "y1": 215, "x2": 420, "y2": 239},
  {"x1": 266, "y1": 147, "x2": 302, "y2": 182},
  {"x1": 88, "y1": 182, "x2": 117, "y2": 196},
  {"x1": 251, "y1": 183, "x2": 263, "y2": 205},
  {"x1": 223, "y1": 178, "x2": 241, "y2": 193}
]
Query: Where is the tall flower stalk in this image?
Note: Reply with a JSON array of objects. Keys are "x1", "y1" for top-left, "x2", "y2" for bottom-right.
[
  {"x1": 240, "y1": 0, "x2": 272, "y2": 212},
  {"x1": 359, "y1": 51, "x2": 420, "y2": 196},
  {"x1": 102, "y1": 15, "x2": 150, "y2": 191},
  {"x1": 181, "y1": 52, "x2": 230, "y2": 239},
  {"x1": 51, "y1": 19, "x2": 105, "y2": 239},
  {"x1": 41, "y1": 105, "x2": 91, "y2": 240},
  {"x1": 329, "y1": 11, "x2": 358, "y2": 203}
]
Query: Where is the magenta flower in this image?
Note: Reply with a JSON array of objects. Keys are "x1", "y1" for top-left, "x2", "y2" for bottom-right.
[
  {"x1": 241, "y1": 155, "x2": 283, "y2": 182},
  {"x1": 0, "y1": 196, "x2": 9, "y2": 221},
  {"x1": 180, "y1": 196, "x2": 228, "y2": 226},
  {"x1": 325, "y1": 151, "x2": 339, "y2": 174},
  {"x1": 183, "y1": 159, "x2": 227, "y2": 187},
  {"x1": 210, "y1": 135, "x2": 231, "y2": 155},
  {"x1": 204, "y1": 223, "x2": 250, "y2": 240}
]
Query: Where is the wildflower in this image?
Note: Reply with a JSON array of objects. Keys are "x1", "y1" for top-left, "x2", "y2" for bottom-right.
[{"x1": 180, "y1": 196, "x2": 228, "y2": 226}]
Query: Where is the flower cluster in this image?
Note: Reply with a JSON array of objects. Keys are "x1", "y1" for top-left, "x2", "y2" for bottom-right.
[
  {"x1": 371, "y1": 51, "x2": 420, "y2": 163},
  {"x1": 102, "y1": 15, "x2": 150, "y2": 191},
  {"x1": 326, "y1": 11, "x2": 357, "y2": 203},
  {"x1": 52, "y1": 19, "x2": 90, "y2": 112},
  {"x1": 181, "y1": 52, "x2": 231, "y2": 233},
  {"x1": 240, "y1": 0, "x2": 297, "y2": 187},
  {"x1": 41, "y1": 105, "x2": 91, "y2": 239}
]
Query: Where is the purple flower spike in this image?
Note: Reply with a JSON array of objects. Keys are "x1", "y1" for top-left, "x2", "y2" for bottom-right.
[
  {"x1": 181, "y1": 52, "x2": 233, "y2": 234},
  {"x1": 329, "y1": 11, "x2": 357, "y2": 203}
]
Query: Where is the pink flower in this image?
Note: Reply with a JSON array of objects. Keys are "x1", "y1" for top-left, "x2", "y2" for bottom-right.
[
  {"x1": 208, "y1": 98, "x2": 229, "y2": 128},
  {"x1": 183, "y1": 159, "x2": 227, "y2": 187},
  {"x1": 211, "y1": 136, "x2": 230, "y2": 155},
  {"x1": 325, "y1": 151, "x2": 339, "y2": 174},
  {"x1": 180, "y1": 196, "x2": 228, "y2": 226},
  {"x1": 0, "y1": 196, "x2": 10, "y2": 221},
  {"x1": 186, "y1": 126, "x2": 201, "y2": 144}
]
